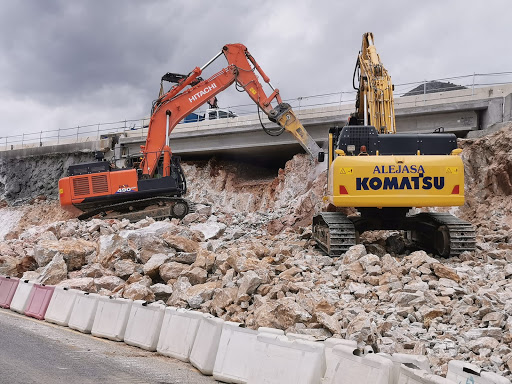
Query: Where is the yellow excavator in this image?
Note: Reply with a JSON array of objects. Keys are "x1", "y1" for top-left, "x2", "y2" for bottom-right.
[{"x1": 312, "y1": 33, "x2": 476, "y2": 257}]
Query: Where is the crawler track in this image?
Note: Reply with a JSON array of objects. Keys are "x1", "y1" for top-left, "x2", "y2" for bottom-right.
[
  {"x1": 77, "y1": 196, "x2": 195, "y2": 222},
  {"x1": 313, "y1": 211, "x2": 476, "y2": 258},
  {"x1": 407, "y1": 212, "x2": 476, "y2": 257},
  {"x1": 312, "y1": 212, "x2": 357, "y2": 256}
]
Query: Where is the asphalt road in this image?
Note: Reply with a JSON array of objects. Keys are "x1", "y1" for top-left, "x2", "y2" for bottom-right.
[{"x1": 0, "y1": 308, "x2": 217, "y2": 384}]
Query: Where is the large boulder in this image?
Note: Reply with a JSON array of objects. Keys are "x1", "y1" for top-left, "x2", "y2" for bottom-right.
[
  {"x1": 167, "y1": 277, "x2": 192, "y2": 306},
  {"x1": 113, "y1": 259, "x2": 139, "y2": 279},
  {"x1": 190, "y1": 219, "x2": 226, "y2": 240},
  {"x1": 432, "y1": 263, "x2": 461, "y2": 283},
  {"x1": 159, "y1": 262, "x2": 192, "y2": 283},
  {"x1": 143, "y1": 253, "x2": 171, "y2": 279},
  {"x1": 120, "y1": 222, "x2": 176, "y2": 263},
  {"x1": 57, "y1": 277, "x2": 96, "y2": 292},
  {"x1": 123, "y1": 283, "x2": 155, "y2": 301},
  {"x1": 237, "y1": 270, "x2": 262, "y2": 298},
  {"x1": 79, "y1": 263, "x2": 112, "y2": 279},
  {"x1": 34, "y1": 239, "x2": 96, "y2": 270},
  {"x1": 345, "y1": 311, "x2": 378, "y2": 344},
  {"x1": 96, "y1": 234, "x2": 137, "y2": 267},
  {"x1": 150, "y1": 283, "x2": 173, "y2": 302},
  {"x1": 254, "y1": 298, "x2": 312, "y2": 330},
  {"x1": 180, "y1": 266, "x2": 208, "y2": 285},
  {"x1": 181, "y1": 281, "x2": 220, "y2": 309},
  {"x1": 342, "y1": 244, "x2": 367, "y2": 264},
  {"x1": 211, "y1": 287, "x2": 238, "y2": 316},
  {"x1": 0, "y1": 255, "x2": 19, "y2": 276},
  {"x1": 162, "y1": 234, "x2": 200, "y2": 253},
  {"x1": 316, "y1": 312, "x2": 341, "y2": 335},
  {"x1": 94, "y1": 276, "x2": 125, "y2": 292},
  {"x1": 16, "y1": 256, "x2": 37, "y2": 276},
  {"x1": 37, "y1": 254, "x2": 68, "y2": 285}
]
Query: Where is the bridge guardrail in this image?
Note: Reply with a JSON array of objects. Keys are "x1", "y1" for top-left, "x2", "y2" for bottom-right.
[{"x1": 1, "y1": 73, "x2": 511, "y2": 151}]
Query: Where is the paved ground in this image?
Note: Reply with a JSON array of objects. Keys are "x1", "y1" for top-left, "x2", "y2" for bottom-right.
[{"x1": 0, "y1": 308, "x2": 217, "y2": 384}]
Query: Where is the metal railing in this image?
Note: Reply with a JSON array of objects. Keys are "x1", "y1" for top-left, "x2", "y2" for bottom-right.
[{"x1": 1, "y1": 71, "x2": 511, "y2": 151}]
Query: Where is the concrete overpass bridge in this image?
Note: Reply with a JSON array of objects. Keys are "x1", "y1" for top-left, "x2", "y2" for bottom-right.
[
  {"x1": 1, "y1": 84, "x2": 511, "y2": 166},
  {"x1": 114, "y1": 84, "x2": 512, "y2": 165}
]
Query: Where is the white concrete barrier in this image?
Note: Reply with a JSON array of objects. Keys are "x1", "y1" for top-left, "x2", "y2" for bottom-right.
[
  {"x1": 213, "y1": 322, "x2": 259, "y2": 383},
  {"x1": 378, "y1": 352, "x2": 431, "y2": 384},
  {"x1": 157, "y1": 308, "x2": 203, "y2": 361},
  {"x1": 44, "y1": 287, "x2": 79, "y2": 326},
  {"x1": 9, "y1": 280, "x2": 34, "y2": 314},
  {"x1": 247, "y1": 333, "x2": 326, "y2": 384},
  {"x1": 398, "y1": 363, "x2": 456, "y2": 384},
  {"x1": 124, "y1": 300, "x2": 165, "y2": 351},
  {"x1": 68, "y1": 292, "x2": 100, "y2": 334},
  {"x1": 190, "y1": 314, "x2": 225, "y2": 375},
  {"x1": 257, "y1": 327, "x2": 285, "y2": 335},
  {"x1": 323, "y1": 345, "x2": 393, "y2": 384},
  {"x1": 91, "y1": 296, "x2": 132, "y2": 341},
  {"x1": 363, "y1": 345, "x2": 375, "y2": 355},
  {"x1": 285, "y1": 332, "x2": 318, "y2": 342},
  {"x1": 446, "y1": 360, "x2": 510, "y2": 384},
  {"x1": 323, "y1": 338, "x2": 358, "y2": 383}
]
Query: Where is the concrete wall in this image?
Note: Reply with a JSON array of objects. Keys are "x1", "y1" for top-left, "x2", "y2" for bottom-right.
[
  {"x1": 0, "y1": 152, "x2": 95, "y2": 204},
  {"x1": 0, "y1": 138, "x2": 112, "y2": 159},
  {"x1": 396, "y1": 110, "x2": 478, "y2": 133},
  {"x1": 481, "y1": 98, "x2": 505, "y2": 130},
  {"x1": 504, "y1": 93, "x2": 512, "y2": 122}
]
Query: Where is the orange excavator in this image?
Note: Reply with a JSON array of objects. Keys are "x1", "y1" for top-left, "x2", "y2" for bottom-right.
[{"x1": 59, "y1": 44, "x2": 323, "y2": 221}]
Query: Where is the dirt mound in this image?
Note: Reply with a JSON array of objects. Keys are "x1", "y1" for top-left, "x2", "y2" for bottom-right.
[
  {"x1": 459, "y1": 123, "x2": 512, "y2": 235},
  {"x1": 182, "y1": 154, "x2": 327, "y2": 233}
]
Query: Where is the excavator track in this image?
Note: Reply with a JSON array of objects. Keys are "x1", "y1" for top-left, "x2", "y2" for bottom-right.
[
  {"x1": 78, "y1": 196, "x2": 195, "y2": 222},
  {"x1": 407, "y1": 212, "x2": 476, "y2": 257},
  {"x1": 312, "y1": 212, "x2": 357, "y2": 257}
]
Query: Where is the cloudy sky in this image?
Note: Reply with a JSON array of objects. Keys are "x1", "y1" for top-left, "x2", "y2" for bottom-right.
[{"x1": 0, "y1": 0, "x2": 510, "y2": 141}]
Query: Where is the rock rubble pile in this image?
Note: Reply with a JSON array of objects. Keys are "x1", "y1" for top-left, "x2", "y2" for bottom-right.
[{"x1": 1, "y1": 125, "x2": 512, "y2": 379}]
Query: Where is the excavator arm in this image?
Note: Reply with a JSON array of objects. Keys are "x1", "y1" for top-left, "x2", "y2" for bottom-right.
[
  {"x1": 353, "y1": 32, "x2": 396, "y2": 133},
  {"x1": 140, "y1": 43, "x2": 323, "y2": 178}
]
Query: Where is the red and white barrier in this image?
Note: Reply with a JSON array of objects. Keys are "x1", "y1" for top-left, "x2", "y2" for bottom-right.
[
  {"x1": 0, "y1": 276, "x2": 19, "y2": 309},
  {"x1": 24, "y1": 284, "x2": 55, "y2": 320}
]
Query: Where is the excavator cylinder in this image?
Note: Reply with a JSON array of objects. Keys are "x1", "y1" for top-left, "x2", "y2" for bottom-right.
[
  {"x1": 163, "y1": 145, "x2": 171, "y2": 177},
  {"x1": 201, "y1": 51, "x2": 223, "y2": 71}
]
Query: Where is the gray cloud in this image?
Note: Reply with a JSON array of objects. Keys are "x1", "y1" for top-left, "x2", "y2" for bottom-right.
[{"x1": 0, "y1": 0, "x2": 510, "y2": 137}]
